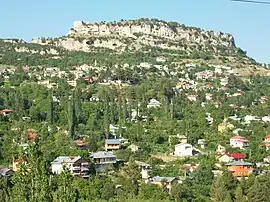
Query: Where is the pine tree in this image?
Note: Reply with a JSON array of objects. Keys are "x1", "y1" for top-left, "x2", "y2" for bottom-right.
[
  {"x1": 53, "y1": 169, "x2": 77, "y2": 202},
  {"x1": 210, "y1": 175, "x2": 228, "y2": 202},
  {"x1": 235, "y1": 184, "x2": 247, "y2": 202},
  {"x1": 47, "y1": 93, "x2": 54, "y2": 124},
  {"x1": 247, "y1": 178, "x2": 268, "y2": 202},
  {"x1": 224, "y1": 192, "x2": 233, "y2": 202},
  {"x1": 68, "y1": 95, "x2": 77, "y2": 139}
]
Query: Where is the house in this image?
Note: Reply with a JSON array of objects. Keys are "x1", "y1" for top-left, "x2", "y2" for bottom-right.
[
  {"x1": 216, "y1": 145, "x2": 226, "y2": 155},
  {"x1": 230, "y1": 136, "x2": 249, "y2": 150},
  {"x1": 197, "y1": 139, "x2": 206, "y2": 149},
  {"x1": 51, "y1": 156, "x2": 89, "y2": 178},
  {"x1": 75, "y1": 140, "x2": 89, "y2": 150},
  {"x1": 128, "y1": 144, "x2": 141, "y2": 152},
  {"x1": 0, "y1": 109, "x2": 13, "y2": 117},
  {"x1": 0, "y1": 167, "x2": 14, "y2": 183},
  {"x1": 147, "y1": 99, "x2": 161, "y2": 108},
  {"x1": 205, "y1": 93, "x2": 213, "y2": 101},
  {"x1": 219, "y1": 154, "x2": 234, "y2": 163},
  {"x1": 263, "y1": 156, "x2": 270, "y2": 163},
  {"x1": 226, "y1": 161, "x2": 254, "y2": 177},
  {"x1": 105, "y1": 139, "x2": 120, "y2": 151},
  {"x1": 227, "y1": 153, "x2": 246, "y2": 161},
  {"x1": 175, "y1": 143, "x2": 193, "y2": 157},
  {"x1": 187, "y1": 94, "x2": 198, "y2": 102},
  {"x1": 135, "y1": 161, "x2": 151, "y2": 179},
  {"x1": 264, "y1": 135, "x2": 270, "y2": 150},
  {"x1": 218, "y1": 122, "x2": 234, "y2": 133},
  {"x1": 147, "y1": 176, "x2": 178, "y2": 193},
  {"x1": 90, "y1": 151, "x2": 117, "y2": 173}
]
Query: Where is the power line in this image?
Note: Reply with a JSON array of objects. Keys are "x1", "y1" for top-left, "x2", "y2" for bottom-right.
[{"x1": 231, "y1": 0, "x2": 270, "y2": 4}]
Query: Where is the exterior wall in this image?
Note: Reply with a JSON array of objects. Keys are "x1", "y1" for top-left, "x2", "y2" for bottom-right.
[
  {"x1": 227, "y1": 165, "x2": 253, "y2": 177},
  {"x1": 105, "y1": 144, "x2": 120, "y2": 151},
  {"x1": 175, "y1": 144, "x2": 193, "y2": 157},
  {"x1": 51, "y1": 164, "x2": 63, "y2": 174}
]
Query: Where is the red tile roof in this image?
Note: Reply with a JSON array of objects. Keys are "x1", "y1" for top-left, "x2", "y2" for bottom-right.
[{"x1": 227, "y1": 153, "x2": 245, "y2": 159}]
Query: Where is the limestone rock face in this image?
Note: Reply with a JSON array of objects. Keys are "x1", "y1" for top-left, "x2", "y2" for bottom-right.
[{"x1": 32, "y1": 19, "x2": 237, "y2": 53}]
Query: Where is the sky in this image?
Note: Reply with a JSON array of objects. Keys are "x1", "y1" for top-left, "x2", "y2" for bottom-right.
[{"x1": 1, "y1": 0, "x2": 269, "y2": 63}]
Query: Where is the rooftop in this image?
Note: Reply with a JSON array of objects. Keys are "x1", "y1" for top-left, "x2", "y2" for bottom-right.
[
  {"x1": 51, "y1": 156, "x2": 81, "y2": 164},
  {"x1": 105, "y1": 139, "x2": 120, "y2": 145},
  {"x1": 151, "y1": 176, "x2": 177, "y2": 183},
  {"x1": 90, "y1": 151, "x2": 116, "y2": 159},
  {"x1": 226, "y1": 161, "x2": 253, "y2": 166}
]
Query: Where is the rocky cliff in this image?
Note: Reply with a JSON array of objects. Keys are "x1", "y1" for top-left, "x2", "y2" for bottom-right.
[{"x1": 31, "y1": 18, "x2": 238, "y2": 55}]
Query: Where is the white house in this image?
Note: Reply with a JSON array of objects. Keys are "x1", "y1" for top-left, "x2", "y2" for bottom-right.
[
  {"x1": 147, "y1": 99, "x2": 161, "y2": 108},
  {"x1": 51, "y1": 156, "x2": 89, "y2": 177},
  {"x1": 230, "y1": 136, "x2": 249, "y2": 150},
  {"x1": 175, "y1": 143, "x2": 193, "y2": 157}
]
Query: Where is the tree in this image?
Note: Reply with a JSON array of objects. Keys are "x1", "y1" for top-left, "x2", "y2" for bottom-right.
[
  {"x1": 224, "y1": 192, "x2": 233, "y2": 202},
  {"x1": 210, "y1": 175, "x2": 228, "y2": 202},
  {"x1": 68, "y1": 95, "x2": 77, "y2": 139},
  {"x1": 247, "y1": 178, "x2": 268, "y2": 202},
  {"x1": 235, "y1": 184, "x2": 247, "y2": 202},
  {"x1": 53, "y1": 169, "x2": 77, "y2": 202},
  {"x1": 47, "y1": 93, "x2": 54, "y2": 124}
]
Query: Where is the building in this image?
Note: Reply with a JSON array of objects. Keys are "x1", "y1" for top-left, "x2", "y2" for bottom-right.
[
  {"x1": 230, "y1": 136, "x2": 249, "y2": 150},
  {"x1": 227, "y1": 153, "x2": 246, "y2": 161},
  {"x1": 219, "y1": 154, "x2": 234, "y2": 163},
  {"x1": 0, "y1": 167, "x2": 14, "y2": 183},
  {"x1": 128, "y1": 144, "x2": 141, "y2": 152},
  {"x1": 216, "y1": 144, "x2": 226, "y2": 155},
  {"x1": 147, "y1": 99, "x2": 161, "y2": 108},
  {"x1": 0, "y1": 109, "x2": 13, "y2": 117},
  {"x1": 90, "y1": 151, "x2": 117, "y2": 172},
  {"x1": 135, "y1": 161, "x2": 151, "y2": 179},
  {"x1": 175, "y1": 143, "x2": 193, "y2": 157},
  {"x1": 75, "y1": 140, "x2": 89, "y2": 150},
  {"x1": 105, "y1": 139, "x2": 120, "y2": 151},
  {"x1": 51, "y1": 156, "x2": 89, "y2": 178},
  {"x1": 226, "y1": 161, "x2": 254, "y2": 177},
  {"x1": 264, "y1": 135, "x2": 270, "y2": 150},
  {"x1": 147, "y1": 176, "x2": 178, "y2": 193},
  {"x1": 263, "y1": 156, "x2": 270, "y2": 164},
  {"x1": 218, "y1": 122, "x2": 234, "y2": 133}
]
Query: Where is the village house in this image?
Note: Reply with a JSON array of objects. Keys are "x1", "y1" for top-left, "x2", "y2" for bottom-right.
[
  {"x1": 175, "y1": 143, "x2": 193, "y2": 157},
  {"x1": 0, "y1": 109, "x2": 13, "y2": 117},
  {"x1": 128, "y1": 144, "x2": 141, "y2": 152},
  {"x1": 218, "y1": 122, "x2": 234, "y2": 133},
  {"x1": 146, "y1": 176, "x2": 179, "y2": 194},
  {"x1": 227, "y1": 153, "x2": 246, "y2": 161},
  {"x1": 187, "y1": 94, "x2": 198, "y2": 102},
  {"x1": 264, "y1": 135, "x2": 270, "y2": 150},
  {"x1": 90, "y1": 151, "x2": 117, "y2": 173},
  {"x1": 0, "y1": 167, "x2": 14, "y2": 183},
  {"x1": 205, "y1": 93, "x2": 213, "y2": 101},
  {"x1": 51, "y1": 156, "x2": 89, "y2": 178},
  {"x1": 135, "y1": 161, "x2": 151, "y2": 179},
  {"x1": 226, "y1": 161, "x2": 254, "y2": 177},
  {"x1": 105, "y1": 139, "x2": 121, "y2": 151},
  {"x1": 75, "y1": 140, "x2": 89, "y2": 150},
  {"x1": 230, "y1": 136, "x2": 249, "y2": 150},
  {"x1": 218, "y1": 154, "x2": 234, "y2": 163},
  {"x1": 147, "y1": 98, "x2": 161, "y2": 108},
  {"x1": 263, "y1": 156, "x2": 270, "y2": 164},
  {"x1": 197, "y1": 139, "x2": 206, "y2": 149},
  {"x1": 216, "y1": 144, "x2": 226, "y2": 155}
]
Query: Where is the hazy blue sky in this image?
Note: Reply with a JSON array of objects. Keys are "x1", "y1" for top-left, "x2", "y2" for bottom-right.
[{"x1": 1, "y1": 0, "x2": 269, "y2": 63}]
